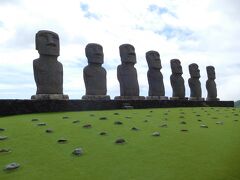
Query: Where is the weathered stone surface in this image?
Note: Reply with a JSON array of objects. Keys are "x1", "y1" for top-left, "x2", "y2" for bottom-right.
[
  {"x1": 0, "y1": 136, "x2": 8, "y2": 140},
  {"x1": 188, "y1": 63, "x2": 204, "y2": 101},
  {"x1": 82, "y1": 43, "x2": 110, "y2": 100},
  {"x1": 32, "y1": 30, "x2": 68, "y2": 100},
  {"x1": 216, "y1": 121, "x2": 223, "y2": 125},
  {"x1": 206, "y1": 66, "x2": 220, "y2": 101},
  {"x1": 0, "y1": 148, "x2": 10, "y2": 153},
  {"x1": 115, "y1": 138, "x2": 126, "y2": 144},
  {"x1": 131, "y1": 127, "x2": 139, "y2": 131},
  {"x1": 99, "y1": 117, "x2": 107, "y2": 120},
  {"x1": 180, "y1": 121, "x2": 186, "y2": 124},
  {"x1": 170, "y1": 59, "x2": 187, "y2": 100},
  {"x1": 114, "y1": 121, "x2": 123, "y2": 125},
  {"x1": 62, "y1": 116, "x2": 69, "y2": 119},
  {"x1": 31, "y1": 94, "x2": 69, "y2": 100},
  {"x1": 181, "y1": 129, "x2": 189, "y2": 132},
  {"x1": 45, "y1": 129, "x2": 53, "y2": 133},
  {"x1": 152, "y1": 132, "x2": 160, "y2": 136},
  {"x1": 37, "y1": 122, "x2": 46, "y2": 126},
  {"x1": 146, "y1": 51, "x2": 168, "y2": 99},
  {"x1": 200, "y1": 124, "x2": 208, "y2": 128},
  {"x1": 72, "y1": 120, "x2": 80, "y2": 123},
  {"x1": 0, "y1": 128, "x2": 5, "y2": 131},
  {"x1": 160, "y1": 124, "x2": 168, "y2": 128},
  {"x1": 115, "y1": 44, "x2": 144, "y2": 100},
  {"x1": 31, "y1": 118, "x2": 39, "y2": 122},
  {"x1": 4, "y1": 163, "x2": 20, "y2": 171},
  {"x1": 99, "y1": 131, "x2": 107, "y2": 135},
  {"x1": 72, "y1": 148, "x2": 83, "y2": 156}
]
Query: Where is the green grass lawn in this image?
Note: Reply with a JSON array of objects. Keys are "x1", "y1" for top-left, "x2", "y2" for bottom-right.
[{"x1": 0, "y1": 107, "x2": 240, "y2": 180}]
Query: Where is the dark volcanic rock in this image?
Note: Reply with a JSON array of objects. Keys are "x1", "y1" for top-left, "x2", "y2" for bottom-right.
[
  {"x1": 180, "y1": 121, "x2": 187, "y2": 124},
  {"x1": 4, "y1": 162, "x2": 20, "y2": 171},
  {"x1": 99, "y1": 117, "x2": 107, "y2": 120},
  {"x1": 46, "y1": 129, "x2": 53, "y2": 133},
  {"x1": 0, "y1": 128, "x2": 5, "y2": 131},
  {"x1": 0, "y1": 148, "x2": 11, "y2": 153},
  {"x1": 115, "y1": 138, "x2": 126, "y2": 144},
  {"x1": 181, "y1": 129, "x2": 189, "y2": 132},
  {"x1": 113, "y1": 112, "x2": 119, "y2": 115},
  {"x1": 31, "y1": 118, "x2": 39, "y2": 121},
  {"x1": 216, "y1": 121, "x2": 223, "y2": 125},
  {"x1": 62, "y1": 116, "x2": 69, "y2": 119},
  {"x1": 143, "y1": 120, "x2": 148, "y2": 122},
  {"x1": 114, "y1": 121, "x2": 123, "y2": 125},
  {"x1": 90, "y1": 114, "x2": 95, "y2": 117},
  {"x1": 131, "y1": 127, "x2": 139, "y2": 131},
  {"x1": 72, "y1": 120, "x2": 80, "y2": 124},
  {"x1": 200, "y1": 124, "x2": 208, "y2": 128},
  {"x1": 160, "y1": 124, "x2": 168, "y2": 128},
  {"x1": 72, "y1": 148, "x2": 83, "y2": 156}
]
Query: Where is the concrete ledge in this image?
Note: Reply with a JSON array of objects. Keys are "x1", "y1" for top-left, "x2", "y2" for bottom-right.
[{"x1": 0, "y1": 99, "x2": 234, "y2": 116}]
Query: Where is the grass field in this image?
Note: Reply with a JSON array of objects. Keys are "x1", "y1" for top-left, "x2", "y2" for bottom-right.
[{"x1": 0, "y1": 107, "x2": 240, "y2": 180}]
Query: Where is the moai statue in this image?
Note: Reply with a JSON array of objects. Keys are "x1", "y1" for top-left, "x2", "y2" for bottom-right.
[
  {"x1": 188, "y1": 63, "x2": 204, "y2": 101},
  {"x1": 82, "y1": 43, "x2": 110, "y2": 100},
  {"x1": 146, "y1": 50, "x2": 168, "y2": 100},
  {"x1": 170, "y1": 59, "x2": 187, "y2": 100},
  {"x1": 114, "y1": 44, "x2": 145, "y2": 100},
  {"x1": 31, "y1": 30, "x2": 69, "y2": 100},
  {"x1": 206, "y1": 66, "x2": 219, "y2": 101}
]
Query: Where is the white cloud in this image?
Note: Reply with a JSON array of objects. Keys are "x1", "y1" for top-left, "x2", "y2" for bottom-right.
[{"x1": 0, "y1": 0, "x2": 239, "y2": 100}]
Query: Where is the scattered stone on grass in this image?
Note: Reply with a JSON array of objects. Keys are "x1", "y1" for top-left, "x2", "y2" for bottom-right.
[
  {"x1": 143, "y1": 120, "x2": 148, "y2": 122},
  {"x1": 152, "y1": 132, "x2": 160, "y2": 136},
  {"x1": 131, "y1": 127, "x2": 139, "y2": 131},
  {"x1": 90, "y1": 114, "x2": 95, "y2": 117},
  {"x1": 31, "y1": 118, "x2": 39, "y2": 122},
  {"x1": 58, "y1": 139, "x2": 68, "y2": 144},
  {"x1": 72, "y1": 148, "x2": 83, "y2": 156},
  {"x1": 83, "y1": 124, "x2": 92, "y2": 128},
  {"x1": 212, "y1": 117, "x2": 218, "y2": 119},
  {"x1": 113, "y1": 112, "x2": 119, "y2": 115},
  {"x1": 62, "y1": 116, "x2": 69, "y2": 119},
  {"x1": 72, "y1": 120, "x2": 80, "y2": 124},
  {"x1": 200, "y1": 124, "x2": 208, "y2": 128},
  {"x1": 196, "y1": 114, "x2": 201, "y2": 117},
  {"x1": 125, "y1": 116, "x2": 132, "y2": 119},
  {"x1": 179, "y1": 116, "x2": 185, "y2": 119},
  {"x1": 37, "y1": 122, "x2": 46, "y2": 126},
  {"x1": 146, "y1": 115, "x2": 151, "y2": 117},
  {"x1": 149, "y1": 110, "x2": 153, "y2": 113},
  {"x1": 234, "y1": 114, "x2": 239, "y2": 116},
  {"x1": 45, "y1": 129, "x2": 53, "y2": 133},
  {"x1": 198, "y1": 119, "x2": 202, "y2": 122},
  {"x1": 180, "y1": 121, "x2": 187, "y2": 124},
  {"x1": 234, "y1": 119, "x2": 238, "y2": 122},
  {"x1": 0, "y1": 128, "x2": 5, "y2": 131},
  {"x1": 160, "y1": 124, "x2": 168, "y2": 128},
  {"x1": 0, "y1": 149, "x2": 11, "y2": 153},
  {"x1": 180, "y1": 112, "x2": 185, "y2": 114},
  {"x1": 0, "y1": 136, "x2": 8, "y2": 140},
  {"x1": 4, "y1": 162, "x2": 20, "y2": 171},
  {"x1": 115, "y1": 138, "x2": 126, "y2": 144},
  {"x1": 181, "y1": 129, "x2": 188, "y2": 132},
  {"x1": 99, "y1": 131, "x2": 107, "y2": 136},
  {"x1": 114, "y1": 121, "x2": 123, "y2": 125},
  {"x1": 216, "y1": 121, "x2": 224, "y2": 125},
  {"x1": 99, "y1": 117, "x2": 107, "y2": 120}
]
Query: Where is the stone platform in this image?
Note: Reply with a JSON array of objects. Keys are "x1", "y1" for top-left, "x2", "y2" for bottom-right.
[{"x1": 0, "y1": 99, "x2": 234, "y2": 116}]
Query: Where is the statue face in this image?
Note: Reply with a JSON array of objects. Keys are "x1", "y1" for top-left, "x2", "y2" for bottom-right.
[
  {"x1": 35, "y1": 30, "x2": 59, "y2": 56},
  {"x1": 170, "y1": 59, "x2": 182, "y2": 74},
  {"x1": 85, "y1": 43, "x2": 103, "y2": 64},
  {"x1": 146, "y1": 51, "x2": 161, "y2": 69},
  {"x1": 206, "y1": 66, "x2": 216, "y2": 79},
  {"x1": 189, "y1": 63, "x2": 200, "y2": 78},
  {"x1": 119, "y1": 44, "x2": 136, "y2": 64}
]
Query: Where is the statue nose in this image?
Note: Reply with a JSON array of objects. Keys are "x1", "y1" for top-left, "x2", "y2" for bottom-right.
[{"x1": 47, "y1": 35, "x2": 56, "y2": 46}]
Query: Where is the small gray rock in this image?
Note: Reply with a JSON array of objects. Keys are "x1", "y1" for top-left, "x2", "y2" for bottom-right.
[
  {"x1": 0, "y1": 136, "x2": 8, "y2": 140},
  {"x1": 99, "y1": 131, "x2": 107, "y2": 136},
  {"x1": 113, "y1": 112, "x2": 119, "y2": 115},
  {"x1": 37, "y1": 122, "x2": 46, "y2": 126},
  {"x1": 143, "y1": 120, "x2": 148, "y2": 122},
  {"x1": 99, "y1": 117, "x2": 107, "y2": 120},
  {"x1": 62, "y1": 116, "x2": 69, "y2": 119},
  {"x1": 0, "y1": 148, "x2": 11, "y2": 153},
  {"x1": 179, "y1": 116, "x2": 184, "y2": 119},
  {"x1": 152, "y1": 132, "x2": 160, "y2": 136},
  {"x1": 131, "y1": 127, "x2": 139, "y2": 131},
  {"x1": 4, "y1": 162, "x2": 20, "y2": 171},
  {"x1": 160, "y1": 124, "x2": 168, "y2": 128},
  {"x1": 31, "y1": 118, "x2": 39, "y2": 122},
  {"x1": 234, "y1": 119, "x2": 238, "y2": 122},
  {"x1": 181, "y1": 129, "x2": 189, "y2": 132},
  {"x1": 115, "y1": 138, "x2": 126, "y2": 144},
  {"x1": 90, "y1": 114, "x2": 95, "y2": 117},
  {"x1": 83, "y1": 124, "x2": 92, "y2": 128},
  {"x1": 216, "y1": 121, "x2": 224, "y2": 125},
  {"x1": 114, "y1": 121, "x2": 123, "y2": 125},
  {"x1": 72, "y1": 120, "x2": 80, "y2": 124},
  {"x1": 58, "y1": 139, "x2": 68, "y2": 143},
  {"x1": 46, "y1": 129, "x2": 53, "y2": 133},
  {"x1": 72, "y1": 148, "x2": 83, "y2": 156},
  {"x1": 0, "y1": 128, "x2": 5, "y2": 131},
  {"x1": 125, "y1": 116, "x2": 131, "y2": 119},
  {"x1": 200, "y1": 124, "x2": 208, "y2": 128},
  {"x1": 197, "y1": 119, "x2": 202, "y2": 122},
  {"x1": 180, "y1": 121, "x2": 186, "y2": 124}
]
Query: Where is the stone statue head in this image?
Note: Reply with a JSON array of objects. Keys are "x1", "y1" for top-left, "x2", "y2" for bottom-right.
[
  {"x1": 206, "y1": 66, "x2": 216, "y2": 79},
  {"x1": 85, "y1": 43, "x2": 103, "y2": 64},
  {"x1": 189, "y1": 63, "x2": 200, "y2": 78},
  {"x1": 35, "y1": 30, "x2": 60, "y2": 56},
  {"x1": 119, "y1": 44, "x2": 136, "y2": 64},
  {"x1": 170, "y1": 59, "x2": 183, "y2": 74},
  {"x1": 146, "y1": 51, "x2": 162, "y2": 69}
]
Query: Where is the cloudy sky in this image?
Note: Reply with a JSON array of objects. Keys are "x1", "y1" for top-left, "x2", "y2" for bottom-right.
[{"x1": 0, "y1": 0, "x2": 239, "y2": 100}]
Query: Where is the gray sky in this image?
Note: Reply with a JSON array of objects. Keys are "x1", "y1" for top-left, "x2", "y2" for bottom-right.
[{"x1": 0, "y1": 0, "x2": 239, "y2": 100}]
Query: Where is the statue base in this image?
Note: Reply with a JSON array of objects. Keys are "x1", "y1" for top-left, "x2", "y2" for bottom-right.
[
  {"x1": 114, "y1": 96, "x2": 145, "y2": 100},
  {"x1": 146, "y1": 96, "x2": 168, "y2": 100},
  {"x1": 189, "y1": 97, "x2": 205, "y2": 101},
  {"x1": 82, "y1": 95, "x2": 110, "y2": 100},
  {"x1": 31, "y1": 94, "x2": 69, "y2": 100},
  {"x1": 170, "y1": 97, "x2": 188, "y2": 100},
  {"x1": 206, "y1": 98, "x2": 220, "y2": 101}
]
